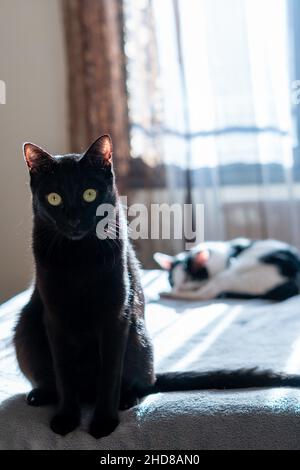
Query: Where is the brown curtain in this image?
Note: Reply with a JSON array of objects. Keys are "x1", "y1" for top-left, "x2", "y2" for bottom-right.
[{"x1": 63, "y1": 0, "x2": 130, "y2": 192}]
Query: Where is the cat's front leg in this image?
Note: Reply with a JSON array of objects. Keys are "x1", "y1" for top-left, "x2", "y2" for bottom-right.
[
  {"x1": 195, "y1": 271, "x2": 240, "y2": 300},
  {"x1": 194, "y1": 280, "x2": 223, "y2": 300},
  {"x1": 89, "y1": 316, "x2": 129, "y2": 439},
  {"x1": 160, "y1": 276, "x2": 229, "y2": 300},
  {"x1": 45, "y1": 317, "x2": 81, "y2": 436}
]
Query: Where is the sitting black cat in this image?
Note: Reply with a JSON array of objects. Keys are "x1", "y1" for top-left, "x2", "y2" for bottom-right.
[
  {"x1": 14, "y1": 135, "x2": 300, "y2": 438},
  {"x1": 14, "y1": 135, "x2": 155, "y2": 438}
]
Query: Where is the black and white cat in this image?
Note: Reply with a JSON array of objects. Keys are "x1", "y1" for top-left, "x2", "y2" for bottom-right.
[{"x1": 154, "y1": 238, "x2": 300, "y2": 301}]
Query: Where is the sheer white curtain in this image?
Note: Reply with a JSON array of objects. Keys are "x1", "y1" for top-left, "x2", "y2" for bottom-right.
[{"x1": 124, "y1": 0, "x2": 300, "y2": 262}]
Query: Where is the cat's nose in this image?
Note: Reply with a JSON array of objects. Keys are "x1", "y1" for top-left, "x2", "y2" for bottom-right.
[{"x1": 69, "y1": 218, "x2": 80, "y2": 228}]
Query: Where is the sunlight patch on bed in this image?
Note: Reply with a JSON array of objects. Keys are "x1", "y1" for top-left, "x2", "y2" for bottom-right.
[
  {"x1": 167, "y1": 306, "x2": 241, "y2": 372},
  {"x1": 154, "y1": 303, "x2": 229, "y2": 370}
]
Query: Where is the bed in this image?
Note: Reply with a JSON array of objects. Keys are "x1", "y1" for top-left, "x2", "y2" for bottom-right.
[{"x1": 1, "y1": 270, "x2": 300, "y2": 450}]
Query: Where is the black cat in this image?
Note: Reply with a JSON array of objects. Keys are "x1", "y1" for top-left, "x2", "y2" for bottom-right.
[
  {"x1": 14, "y1": 135, "x2": 300, "y2": 438},
  {"x1": 14, "y1": 135, "x2": 155, "y2": 438}
]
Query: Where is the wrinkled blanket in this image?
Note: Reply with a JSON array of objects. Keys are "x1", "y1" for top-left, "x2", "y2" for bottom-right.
[{"x1": 1, "y1": 271, "x2": 300, "y2": 450}]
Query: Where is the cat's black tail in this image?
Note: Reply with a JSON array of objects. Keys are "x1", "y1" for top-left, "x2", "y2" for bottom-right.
[{"x1": 138, "y1": 368, "x2": 300, "y2": 397}]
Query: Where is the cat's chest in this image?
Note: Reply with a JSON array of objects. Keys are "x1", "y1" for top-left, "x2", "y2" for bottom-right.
[
  {"x1": 37, "y1": 259, "x2": 125, "y2": 313},
  {"x1": 35, "y1": 237, "x2": 127, "y2": 315}
]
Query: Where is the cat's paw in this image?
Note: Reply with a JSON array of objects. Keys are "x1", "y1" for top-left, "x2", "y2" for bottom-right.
[
  {"x1": 50, "y1": 412, "x2": 80, "y2": 436},
  {"x1": 89, "y1": 417, "x2": 119, "y2": 439},
  {"x1": 197, "y1": 284, "x2": 220, "y2": 300},
  {"x1": 27, "y1": 387, "x2": 57, "y2": 407},
  {"x1": 159, "y1": 291, "x2": 178, "y2": 299}
]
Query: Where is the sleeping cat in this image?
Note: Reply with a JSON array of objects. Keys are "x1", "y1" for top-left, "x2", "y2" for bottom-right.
[
  {"x1": 14, "y1": 135, "x2": 300, "y2": 439},
  {"x1": 154, "y1": 238, "x2": 300, "y2": 301}
]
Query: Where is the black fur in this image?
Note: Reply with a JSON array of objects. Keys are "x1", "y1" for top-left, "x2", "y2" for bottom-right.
[
  {"x1": 151, "y1": 369, "x2": 300, "y2": 393},
  {"x1": 185, "y1": 254, "x2": 209, "y2": 281},
  {"x1": 168, "y1": 259, "x2": 181, "y2": 287},
  {"x1": 228, "y1": 238, "x2": 253, "y2": 262},
  {"x1": 135, "y1": 369, "x2": 300, "y2": 398},
  {"x1": 262, "y1": 281, "x2": 300, "y2": 301},
  {"x1": 260, "y1": 249, "x2": 300, "y2": 278}
]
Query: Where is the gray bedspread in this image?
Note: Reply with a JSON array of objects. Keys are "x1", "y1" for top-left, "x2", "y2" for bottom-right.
[{"x1": 1, "y1": 270, "x2": 300, "y2": 450}]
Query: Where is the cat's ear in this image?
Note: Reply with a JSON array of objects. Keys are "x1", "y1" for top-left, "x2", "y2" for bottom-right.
[
  {"x1": 23, "y1": 143, "x2": 54, "y2": 173},
  {"x1": 82, "y1": 134, "x2": 113, "y2": 167},
  {"x1": 154, "y1": 253, "x2": 173, "y2": 271},
  {"x1": 193, "y1": 250, "x2": 210, "y2": 268}
]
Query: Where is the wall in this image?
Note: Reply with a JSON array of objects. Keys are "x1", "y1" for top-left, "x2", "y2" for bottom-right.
[{"x1": 0, "y1": 0, "x2": 69, "y2": 302}]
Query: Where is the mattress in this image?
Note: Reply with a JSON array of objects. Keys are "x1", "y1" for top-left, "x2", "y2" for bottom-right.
[{"x1": 1, "y1": 270, "x2": 300, "y2": 449}]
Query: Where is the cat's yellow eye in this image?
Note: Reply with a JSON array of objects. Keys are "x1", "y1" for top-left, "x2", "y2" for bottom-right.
[
  {"x1": 83, "y1": 188, "x2": 97, "y2": 202},
  {"x1": 47, "y1": 192, "x2": 62, "y2": 207}
]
